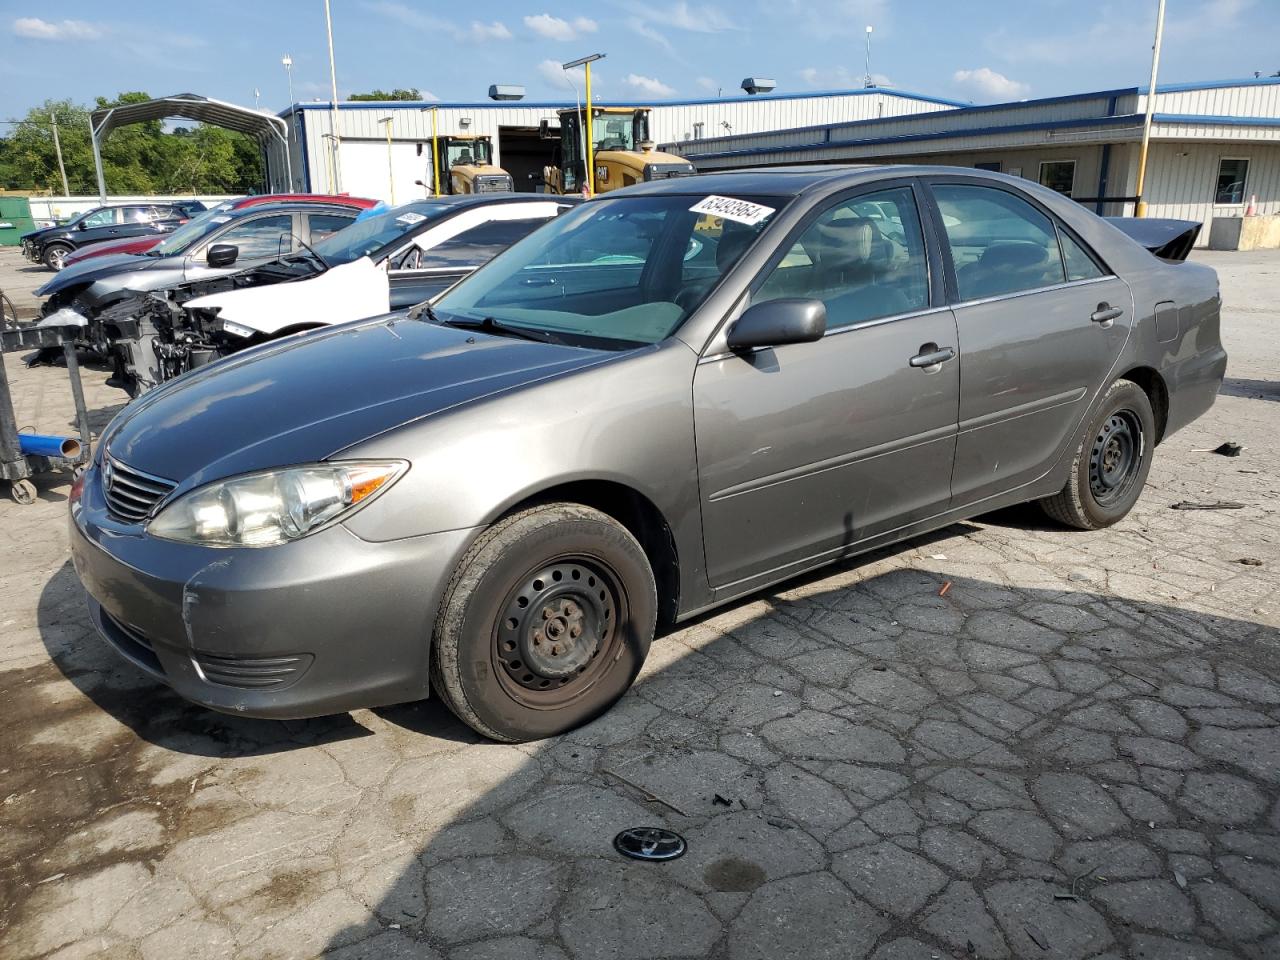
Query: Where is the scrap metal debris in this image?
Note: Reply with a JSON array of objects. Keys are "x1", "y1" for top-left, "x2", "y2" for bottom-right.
[
  {"x1": 602, "y1": 768, "x2": 689, "y2": 818},
  {"x1": 1025, "y1": 923, "x2": 1050, "y2": 950},
  {"x1": 712, "y1": 793, "x2": 732, "y2": 807},
  {"x1": 1170, "y1": 501, "x2": 1245, "y2": 511},
  {"x1": 1234, "y1": 557, "x2": 1264, "y2": 566},
  {"x1": 939, "y1": 580, "x2": 952, "y2": 597}
]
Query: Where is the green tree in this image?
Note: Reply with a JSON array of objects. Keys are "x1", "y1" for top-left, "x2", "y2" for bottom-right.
[
  {"x1": 348, "y1": 88, "x2": 422, "y2": 101},
  {"x1": 0, "y1": 92, "x2": 264, "y2": 195}
]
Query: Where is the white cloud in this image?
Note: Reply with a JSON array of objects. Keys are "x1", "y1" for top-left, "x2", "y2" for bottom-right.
[
  {"x1": 663, "y1": 2, "x2": 734, "y2": 32},
  {"x1": 624, "y1": 73, "x2": 676, "y2": 97},
  {"x1": 419, "y1": 90, "x2": 440, "y2": 102},
  {"x1": 696, "y1": 76, "x2": 717, "y2": 92},
  {"x1": 523, "y1": 14, "x2": 597, "y2": 41},
  {"x1": 12, "y1": 17, "x2": 101, "y2": 40},
  {"x1": 536, "y1": 59, "x2": 588, "y2": 91},
  {"x1": 467, "y1": 20, "x2": 512, "y2": 41},
  {"x1": 627, "y1": 17, "x2": 675, "y2": 53},
  {"x1": 952, "y1": 67, "x2": 1028, "y2": 100},
  {"x1": 363, "y1": 4, "x2": 509, "y2": 42}
]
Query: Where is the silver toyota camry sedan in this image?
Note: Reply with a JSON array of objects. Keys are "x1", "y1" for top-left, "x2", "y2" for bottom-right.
[{"x1": 70, "y1": 166, "x2": 1226, "y2": 742}]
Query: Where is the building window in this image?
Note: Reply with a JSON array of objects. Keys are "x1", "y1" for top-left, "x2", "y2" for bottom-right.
[
  {"x1": 974, "y1": 161, "x2": 1001, "y2": 172},
  {"x1": 1214, "y1": 157, "x2": 1248, "y2": 205},
  {"x1": 1038, "y1": 160, "x2": 1076, "y2": 197}
]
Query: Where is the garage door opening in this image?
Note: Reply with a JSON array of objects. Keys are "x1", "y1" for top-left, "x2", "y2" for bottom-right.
[{"x1": 498, "y1": 126, "x2": 558, "y2": 193}]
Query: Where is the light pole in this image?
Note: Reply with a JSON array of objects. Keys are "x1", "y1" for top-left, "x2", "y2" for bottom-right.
[
  {"x1": 1134, "y1": 0, "x2": 1166, "y2": 218},
  {"x1": 379, "y1": 116, "x2": 395, "y2": 204},
  {"x1": 281, "y1": 54, "x2": 294, "y2": 106},
  {"x1": 49, "y1": 112, "x2": 69, "y2": 196},
  {"x1": 323, "y1": 0, "x2": 343, "y2": 193},
  {"x1": 864, "y1": 26, "x2": 874, "y2": 88},
  {"x1": 563, "y1": 53, "x2": 604, "y2": 196}
]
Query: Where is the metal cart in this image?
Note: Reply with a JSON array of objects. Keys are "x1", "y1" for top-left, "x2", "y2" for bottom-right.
[{"x1": 0, "y1": 307, "x2": 92, "y2": 505}]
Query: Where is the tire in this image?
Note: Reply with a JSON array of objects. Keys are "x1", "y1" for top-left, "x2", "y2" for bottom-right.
[
  {"x1": 42, "y1": 243, "x2": 72, "y2": 271},
  {"x1": 1041, "y1": 379, "x2": 1156, "y2": 530},
  {"x1": 431, "y1": 502, "x2": 657, "y2": 742}
]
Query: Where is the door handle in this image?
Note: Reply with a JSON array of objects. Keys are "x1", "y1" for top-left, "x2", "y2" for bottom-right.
[
  {"x1": 909, "y1": 345, "x2": 956, "y2": 369},
  {"x1": 1091, "y1": 303, "x2": 1124, "y2": 324}
]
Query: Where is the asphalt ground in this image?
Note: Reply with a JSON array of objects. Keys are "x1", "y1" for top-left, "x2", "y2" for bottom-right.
[{"x1": 1, "y1": 247, "x2": 1277, "y2": 959}]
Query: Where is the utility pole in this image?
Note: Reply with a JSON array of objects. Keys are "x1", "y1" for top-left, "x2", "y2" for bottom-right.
[
  {"x1": 864, "y1": 26, "x2": 874, "y2": 88},
  {"x1": 49, "y1": 113, "x2": 69, "y2": 196},
  {"x1": 1134, "y1": 0, "x2": 1166, "y2": 218},
  {"x1": 324, "y1": 0, "x2": 343, "y2": 192},
  {"x1": 563, "y1": 53, "x2": 604, "y2": 197}
]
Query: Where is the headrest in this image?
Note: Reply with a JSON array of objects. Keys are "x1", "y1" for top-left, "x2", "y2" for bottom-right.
[
  {"x1": 808, "y1": 217, "x2": 879, "y2": 267},
  {"x1": 717, "y1": 228, "x2": 755, "y2": 270},
  {"x1": 978, "y1": 241, "x2": 1049, "y2": 270}
]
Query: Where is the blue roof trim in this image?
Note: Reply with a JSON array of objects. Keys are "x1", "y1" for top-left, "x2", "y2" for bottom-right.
[
  {"x1": 1154, "y1": 112, "x2": 1280, "y2": 127},
  {"x1": 1150, "y1": 77, "x2": 1280, "y2": 94},
  {"x1": 685, "y1": 114, "x2": 1144, "y2": 162},
  {"x1": 278, "y1": 86, "x2": 966, "y2": 119}
]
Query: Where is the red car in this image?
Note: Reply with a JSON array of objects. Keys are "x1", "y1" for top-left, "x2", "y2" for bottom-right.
[{"x1": 61, "y1": 194, "x2": 377, "y2": 267}]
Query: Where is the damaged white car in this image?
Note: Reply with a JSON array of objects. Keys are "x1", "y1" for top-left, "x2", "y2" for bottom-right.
[{"x1": 100, "y1": 195, "x2": 574, "y2": 395}]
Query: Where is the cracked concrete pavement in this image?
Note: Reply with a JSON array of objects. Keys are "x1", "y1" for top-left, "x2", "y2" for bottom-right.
[{"x1": 1, "y1": 249, "x2": 1277, "y2": 959}]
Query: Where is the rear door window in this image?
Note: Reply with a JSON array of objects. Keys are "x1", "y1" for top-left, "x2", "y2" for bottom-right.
[
  {"x1": 306, "y1": 212, "x2": 356, "y2": 242},
  {"x1": 932, "y1": 184, "x2": 1066, "y2": 300}
]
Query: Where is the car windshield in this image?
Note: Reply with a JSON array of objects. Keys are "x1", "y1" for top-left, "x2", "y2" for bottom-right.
[
  {"x1": 433, "y1": 193, "x2": 786, "y2": 346},
  {"x1": 149, "y1": 206, "x2": 236, "y2": 256},
  {"x1": 311, "y1": 204, "x2": 453, "y2": 266}
]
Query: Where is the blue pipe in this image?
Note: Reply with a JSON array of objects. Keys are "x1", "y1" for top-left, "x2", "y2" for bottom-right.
[{"x1": 19, "y1": 434, "x2": 81, "y2": 459}]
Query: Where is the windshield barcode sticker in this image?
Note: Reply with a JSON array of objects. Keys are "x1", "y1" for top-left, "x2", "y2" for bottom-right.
[
  {"x1": 689, "y1": 195, "x2": 775, "y2": 226},
  {"x1": 396, "y1": 211, "x2": 427, "y2": 225}
]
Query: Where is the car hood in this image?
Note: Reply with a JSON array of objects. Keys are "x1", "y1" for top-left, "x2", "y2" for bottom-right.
[
  {"x1": 103, "y1": 314, "x2": 608, "y2": 487},
  {"x1": 21, "y1": 225, "x2": 65, "y2": 243},
  {"x1": 35, "y1": 252, "x2": 161, "y2": 296}
]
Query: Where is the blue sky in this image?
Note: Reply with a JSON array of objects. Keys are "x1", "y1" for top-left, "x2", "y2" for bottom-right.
[{"x1": 1, "y1": 0, "x2": 1275, "y2": 119}]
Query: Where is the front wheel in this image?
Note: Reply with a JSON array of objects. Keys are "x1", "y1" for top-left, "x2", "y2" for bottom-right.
[
  {"x1": 42, "y1": 243, "x2": 72, "y2": 270},
  {"x1": 430, "y1": 503, "x2": 657, "y2": 742},
  {"x1": 1041, "y1": 379, "x2": 1156, "y2": 530}
]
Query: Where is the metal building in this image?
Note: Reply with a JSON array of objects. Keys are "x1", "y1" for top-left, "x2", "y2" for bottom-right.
[
  {"x1": 276, "y1": 88, "x2": 960, "y2": 200},
  {"x1": 661, "y1": 78, "x2": 1280, "y2": 245}
]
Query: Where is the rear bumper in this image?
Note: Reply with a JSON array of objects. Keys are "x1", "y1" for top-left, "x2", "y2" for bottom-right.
[
  {"x1": 69, "y1": 464, "x2": 476, "y2": 719},
  {"x1": 1164, "y1": 344, "x2": 1228, "y2": 440}
]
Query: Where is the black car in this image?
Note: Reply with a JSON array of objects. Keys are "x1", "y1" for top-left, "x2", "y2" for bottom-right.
[{"x1": 21, "y1": 201, "x2": 203, "y2": 270}]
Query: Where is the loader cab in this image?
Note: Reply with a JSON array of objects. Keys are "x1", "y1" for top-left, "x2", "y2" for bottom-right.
[
  {"x1": 442, "y1": 135, "x2": 514, "y2": 195},
  {"x1": 544, "y1": 107, "x2": 695, "y2": 196}
]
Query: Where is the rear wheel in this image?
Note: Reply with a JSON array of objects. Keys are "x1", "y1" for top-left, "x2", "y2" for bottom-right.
[
  {"x1": 1041, "y1": 379, "x2": 1155, "y2": 530},
  {"x1": 430, "y1": 502, "x2": 657, "y2": 742},
  {"x1": 42, "y1": 243, "x2": 72, "y2": 270}
]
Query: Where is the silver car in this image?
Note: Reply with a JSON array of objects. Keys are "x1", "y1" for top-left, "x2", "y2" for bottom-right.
[{"x1": 69, "y1": 167, "x2": 1226, "y2": 742}]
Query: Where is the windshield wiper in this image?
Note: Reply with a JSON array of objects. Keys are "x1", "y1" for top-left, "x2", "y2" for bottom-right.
[{"x1": 433, "y1": 312, "x2": 566, "y2": 345}]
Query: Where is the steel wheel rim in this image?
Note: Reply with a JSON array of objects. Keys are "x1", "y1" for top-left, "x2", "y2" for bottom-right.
[
  {"x1": 1089, "y1": 409, "x2": 1143, "y2": 506},
  {"x1": 492, "y1": 555, "x2": 626, "y2": 709}
]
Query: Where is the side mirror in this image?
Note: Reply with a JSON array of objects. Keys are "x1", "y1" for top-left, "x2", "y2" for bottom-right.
[
  {"x1": 207, "y1": 244, "x2": 239, "y2": 268},
  {"x1": 77, "y1": 221, "x2": 89, "y2": 231},
  {"x1": 726, "y1": 299, "x2": 826, "y2": 352}
]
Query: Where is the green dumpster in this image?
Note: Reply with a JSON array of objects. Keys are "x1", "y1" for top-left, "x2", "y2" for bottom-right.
[{"x1": 0, "y1": 197, "x2": 36, "y2": 246}]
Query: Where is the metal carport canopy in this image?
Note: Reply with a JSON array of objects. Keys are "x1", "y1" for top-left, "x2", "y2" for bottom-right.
[{"x1": 88, "y1": 93, "x2": 292, "y2": 202}]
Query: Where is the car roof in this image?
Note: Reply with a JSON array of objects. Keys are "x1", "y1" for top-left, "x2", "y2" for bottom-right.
[
  {"x1": 614, "y1": 164, "x2": 1057, "y2": 200},
  {"x1": 395, "y1": 194, "x2": 581, "y2": 215},
  {"x1": 217, "y1": 200, "x2": 366, "y2": 219},
  {"x1": 229, "y1": 193, "x2": 378, "y2": 210}
]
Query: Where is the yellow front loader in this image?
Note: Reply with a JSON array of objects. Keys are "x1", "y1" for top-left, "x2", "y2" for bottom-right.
[
  {"x1": 440, "y1": 135, "x2": 513, "y2": 194},
  {"x1": 542, "y1": 107, "x2": 695, "y2": 196}
]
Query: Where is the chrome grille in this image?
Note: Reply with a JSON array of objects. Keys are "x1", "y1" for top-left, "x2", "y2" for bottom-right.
[{"x1": 102, "y1": 456, "x2": 177, "y2": 523}]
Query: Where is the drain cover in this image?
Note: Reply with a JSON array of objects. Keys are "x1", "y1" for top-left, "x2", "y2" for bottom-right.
[{"x1": 614, "y1": 827, "x2": 687, "y2": 862}]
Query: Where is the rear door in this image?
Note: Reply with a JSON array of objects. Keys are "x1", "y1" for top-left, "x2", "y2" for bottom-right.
[
  {"x1": 693, "y1": 181, "x2": 961, "y2": 590},
  {"x1": 925, "y1": 178, "x2": 1133, "y2": 507}
]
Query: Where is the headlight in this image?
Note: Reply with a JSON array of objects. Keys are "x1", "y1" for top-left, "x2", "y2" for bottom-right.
[{"x1": 147, "y1": 461, "x2": 406, "y2": 547}]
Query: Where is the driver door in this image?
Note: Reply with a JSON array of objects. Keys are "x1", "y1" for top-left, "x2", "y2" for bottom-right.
[{"x1": 693, "y1": 182, "x2": 961, "y2": 592}]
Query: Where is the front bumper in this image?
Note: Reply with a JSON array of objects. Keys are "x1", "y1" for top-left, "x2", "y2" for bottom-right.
[{"x1": 69, "y1": 462, "x2": 476, "y2": 719}]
